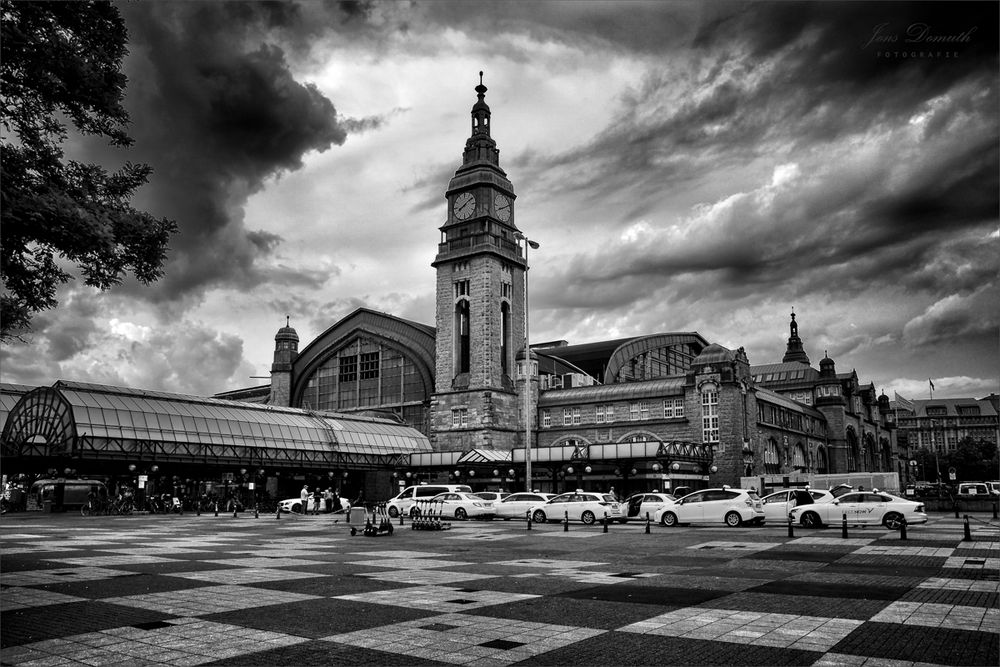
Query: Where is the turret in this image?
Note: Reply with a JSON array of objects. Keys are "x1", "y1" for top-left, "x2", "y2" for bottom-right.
[{"x1": 269, "y1": 316, "x2": 298, "y2": 406}]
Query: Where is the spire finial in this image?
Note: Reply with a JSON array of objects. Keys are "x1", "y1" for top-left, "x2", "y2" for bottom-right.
[
  {"x1": 479, "y1": 70, "x2": 483, "y2": 85},
  {"x1": 285, "y1": 315, "x2": 290, "y2": 327}
]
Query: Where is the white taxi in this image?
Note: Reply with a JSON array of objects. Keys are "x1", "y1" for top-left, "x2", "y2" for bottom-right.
[
  {"x1": 428, "y1": 492, "x2": 495, "y2": 520},
  {"x1": 788, "y1": 490, "x2": 927, "y2": 529},
  {"x1": 623, "y1": 492, "x2": 675, "y2": 522},
  {"x1": 494, "y1": 492, "x2": 556, "y2": 520},
  {"x1": 760, "y1": 484, "x2": 852, "y2": 524},
  {"x1": 653, "y1": 487, "x2": 765, "y2": 527},
  {"x1": 529, "y1": 491, "x2": 623, "y2": 525}
]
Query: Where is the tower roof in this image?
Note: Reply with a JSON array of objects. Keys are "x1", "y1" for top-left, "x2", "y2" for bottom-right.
[{"x1": 782, "y1": 310, "x2": 810, "y2": 364}]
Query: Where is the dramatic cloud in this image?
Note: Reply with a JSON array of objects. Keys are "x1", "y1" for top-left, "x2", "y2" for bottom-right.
[{"x1": 1, "y1": 1, "x2": 995, "y2": 399}]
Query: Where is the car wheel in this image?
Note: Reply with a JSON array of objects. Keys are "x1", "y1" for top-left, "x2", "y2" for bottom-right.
[
  {"x1": 387, "y1": 506, "x2": 399, "y2": 518},
  {"x1": 532, "y1": 510, "x2": 547, "y2": 524},
  {"x1": 725, "y1": 511, "x2": 743, "y2": 527},
  {"x1": 292, "y1": 503, "x2": 302, "y2": 514},
  {"x1": 581, "y1": 510, "x2": 596, "y2": 525},
  {"x1": 800, "y1": 511, "x2": 822, "y2": 528},
  {"x1": 455, "y1": 508, "x2": 467, "y2": 520},
  {"x1": 661, "y1": 512, "x2": 678, "y2": 527},
  {"x1": 882, "y1": 512, "x2": 905, "y2": 530}
]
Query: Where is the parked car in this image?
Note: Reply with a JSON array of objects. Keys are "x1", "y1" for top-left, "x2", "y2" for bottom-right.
[
  {"x1": 653, "y1": 487, "x2": 765, "y2": 527},
  {"x1": 494, "y1": 492, "x2": 556, "y2": 520},
  {"x1": 986, "y1": 481, "x2": 1000, "y2": 496},
  {"x1": 623, "y1": 492, "x2": 675, "y2": 522},
  {"x1": 957, "y1": 482, "x2": 991, "y2": 498},
  {"x1": 788, "y1": 490, "x2": 927, "y2": 529},
  {"x1": 759, "y1": 485, "x2": 852, "y2": 524},
  {"x1": 429, "y1": 492, "x2": 495, "y2": 520},
  {"x1": 529, "y1": 491, "x2": 624, "y2": 525},
  {"x1": 386, "y1": 484, "x2": 472, "y2": 517},
  {"x1": 474, "y1": 491, "x2": 511, "y2": 503}
]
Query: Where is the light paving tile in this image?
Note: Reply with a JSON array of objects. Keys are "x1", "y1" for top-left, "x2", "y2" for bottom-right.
[
  {"x1": 942, "y1": 556, "x2": 1000, "y2": 569},
  {"x1": 165, "y1": 567, "x2": 325, "y2": 584},
  {"x1": 348, "y1": 550, "x2": 448, "y2": 558},
  {"x1": 356, "y1": 569, "x2": 496, "y2": 585},
  {"x1": 321, "y1": 612, "x2": 604, "y2": 666},
  {"x1": 104, "y1": 584, "x2": 320, "y2": 616},
  {"x1": 200, "y1": 557, "x2": 328, "y2": 568},
  {"x1": 855, "y1": 545, "x2": 954, "y2": 557},
  {"x1": 445, "y1": 532, "x2": 522, "y2": 541},
  {"x1": 619, "y1": 609, "x2": 862, "y2": 653},
  {"x1": 871, "y1": 601, "x2": 998, "y2": 632},
  {"x1": 917, "y1": 577, "x2": 1000, "y2": 593},
  {"x1": 687, "y1": 541, "x2": 782, "y2": 553},
  {"x1": 0, "y1": 588, "x2": 89, "y2": 611},
  {"x1": 489, "y1": 558, "x2": 607, "y2": 569},
  {"x1": 336, "y1": 585, "x2": 537, "y2": 611},
  {"x1": 45, "y1": 555, "x2": 179, "y2": 567},
  {"x1": 1, "y1": 620, "x2": 310, "y2": 666},
  {"x1": 790, "y1": 537, "x2": 876, "y2": 546},
  {"x1": 347, "y1": 557, "x2": 473, "y2": 569}
]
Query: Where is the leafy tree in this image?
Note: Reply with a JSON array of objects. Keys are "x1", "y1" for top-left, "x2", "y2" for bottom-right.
[{"x1": 1, "y1": 0, "x2": 177, "y2": 341}]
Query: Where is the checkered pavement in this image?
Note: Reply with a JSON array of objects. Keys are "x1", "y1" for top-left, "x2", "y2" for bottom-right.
[{"x1": 1, "y1": 514, "x2": 997, "y2": 666}]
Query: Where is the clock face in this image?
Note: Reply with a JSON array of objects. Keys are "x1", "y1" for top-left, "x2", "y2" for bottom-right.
[
  {"x1": 494, "y1": 193, "x2": 511, "y2": 221},
  {"x1": 453, "y1": 192, "x2": 476, "y2": 220}
]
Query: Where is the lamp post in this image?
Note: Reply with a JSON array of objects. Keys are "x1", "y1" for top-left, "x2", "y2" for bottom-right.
[{"x1": 515, "y1": 232, "x2": 539, "y2": 492}]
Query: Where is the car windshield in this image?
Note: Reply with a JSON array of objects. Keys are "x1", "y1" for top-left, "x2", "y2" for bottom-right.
[{"x1": 599, "y1": 494, "x2": 617, "y2": 503}]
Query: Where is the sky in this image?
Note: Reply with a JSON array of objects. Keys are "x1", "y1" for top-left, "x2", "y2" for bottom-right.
[{"x1": 2, "y1": 0, "x2": 997, "y2": 402}]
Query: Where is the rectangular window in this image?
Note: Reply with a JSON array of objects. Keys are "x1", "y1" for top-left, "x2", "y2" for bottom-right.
[
  {"x1": 595, "y1": 405, "x2": 606, "y2": 424},
  {"x1": 663, "y1": 398, "x2": 684, "y2": 419},
  {"x1": 339, "y1": 355, "x2": 357, "y2": 382},
  {"x1": 702, "y1": 390, "x2": 719, "y2": 443},
  {"x1": 572, "y1": 407, "x2": 581, "y2": 425},
  {"x1": 360, "y1": 351, "x2": 380, "y2": 380},
  {"x1": 604, "y1": 405, "x2": 615, "y2": 423},
  {"x1": 455, "y1": 280, "x2": 470, "y2": 297},
  {"x1": 638, "y1": 401, "x2": 649, "y2": 420},
  {"x1": 563, "y1": 409, "x2": 572, "y2": 426},
  {"x1": 542, "y1": 410, "x2": 551, "y2": 428},
  {"x1": 630, "y1": 403, "x2": 640, "y2": 421},
  {"x1": 451, "y1": 408, "x2": 469, "y2": 428}
]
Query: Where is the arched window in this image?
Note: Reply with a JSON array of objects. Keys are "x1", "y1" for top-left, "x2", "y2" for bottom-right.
[
  {"x1": 455, "y1": 300, "x2": 470, "y2": 375},
  {"x1": 847, "y1": 428, "x2": 859, "y2": 472},
  {"x1": 764, "y1": 438, "x2": 780, "y2": 474},
  {"x1": 700, "y1": 383, "x2": 719, "y2": 444},
  {"x1": 500, "y1": 302, "x2": 510, "y2": 377},
  {"x1": 792, "y1": 442, "x2": 807, "y2": 470},
  {"x1": 815, "y1": 447, "x2": 828, "y2": 474}
]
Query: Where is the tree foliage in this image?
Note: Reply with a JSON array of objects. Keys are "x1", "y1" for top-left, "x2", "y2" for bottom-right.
[{"x1": 1, "y1": 0, "x2": 177, "y2": 341}]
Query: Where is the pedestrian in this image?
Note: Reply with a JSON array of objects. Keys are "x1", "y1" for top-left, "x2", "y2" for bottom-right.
[
  {"x1": 332, "y1": 489, "x2": 343, "y2": 513},
  {"x1": 300, "y1": 485, "x2": 310, "y2": 515},
  {"x1": 324, "y1": 488, "x2": 333, "y2": 513},
  {"x1": 313, "y1": 488, "x2": 322, "y2": 515}
]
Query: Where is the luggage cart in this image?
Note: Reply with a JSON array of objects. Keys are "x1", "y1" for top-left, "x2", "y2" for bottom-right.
[{"x1": 350, "y1": 502, "x2": 394, "y2": 537}]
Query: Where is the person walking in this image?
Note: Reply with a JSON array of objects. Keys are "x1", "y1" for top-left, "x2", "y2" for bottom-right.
[
  {"x1": 332, "y1": 489, "x2": 343, "y2": 513},
  {"x1": 324, "y1": 488, "x2": 333, "y2": 513},
  {"x1": 312, "y1": 488, "x2": 322, "y2": 515},
  {"x1": 299, "y1": 485, "x2": 310, "y2": 515}
]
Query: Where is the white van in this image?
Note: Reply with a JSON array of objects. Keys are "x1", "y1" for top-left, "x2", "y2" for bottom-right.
[{"x1": 386, "y1": 484, "x2": 471, "y2": 517}]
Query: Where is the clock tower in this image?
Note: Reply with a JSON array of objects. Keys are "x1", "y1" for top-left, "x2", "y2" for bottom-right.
[{"x1": 430, "y1": 73, "x2": 529, "y2": 452}]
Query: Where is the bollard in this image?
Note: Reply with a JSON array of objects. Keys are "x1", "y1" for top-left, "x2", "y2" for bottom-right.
[
  {"x1": 963, "y1": 515, "x2": 972, "y2": 542},
  {"x1": 603, "y1": 513, "x2": 609, "y2": 533},
  {"x1": 526, "y1": 509, "x2": 532, "y2": 530},
  {"x1": 900, "y1": 518, "x2": 907, "y2": 540},
  {"x1": 787, "y1": 518, "x2": 794, "y2": 538},
  {"x1": 645, "y1": 512, "x2": 650, "y2": 535},
  {"x1": 993, "y1": 501, "x2": 998, "y2": 520},
  {"x1": 196, "y1": 503, "x2": 201, "y2": 516},
  {"x1": 564, "y1": 510, "x2": 570, "y2": 532},
  {"x1": 214, "y1": 502, "x2": 219, "y2": 517},
  {"x1": 254, "y1": 505, "x2": 259, "y2": 519},
  {"x1": 399, "y1": 511, "x2": 404, "y2": 527},
  {"x1": 841, "y1": 513, "x2": 848, "y2": 539},
  {"x1": 233, "y1": 505, "x2": 238, "y2": 518},
  {"x1": 276, "y1": 504, "x2": 281, "y2": 520},
  {"x1": 954, "y1": 501, "x2": 960, "y2": 519}
]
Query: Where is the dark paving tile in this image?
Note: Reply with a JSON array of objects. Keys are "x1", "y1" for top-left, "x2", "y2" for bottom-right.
[
  {"x1": 746, "y1": 549, "x2": 848, "y2": 563},
  {"x1": 251, "y1": 574, "x2": 416, "y2": 597},
  {"x1": 557, "y1": 584, "x2": 729, "y2": 606},
  {"x1": 517, "y1": 631, "x2": 822, "y2": 666},
  {"x1": 0, "y1": 600, "x2": 172, "y2": 648},
  {"x1": 34, "y1": 573, "x2": 216, "y2": 598},
  {"x1": 703, "y1": 591, "x2": 890, "y2": 620},
  {"x1": 820, "y1": 562, "x2": 945, "y2": 579},
  {"x1": 109, "y1": 559, "x2": 242, "y2": 575},
  {"x1": 204, "y1": 639, "x2": 446, "y2": 666},
  {"x1": 899, "y1": 588, "x2": 1000, "y2": 609},
  {"x1": 750, "y1": 579, "x2": 906, "y2": 601},
  {"x1": 205, "y1": 598, "x2": 437, "y2": 638},
  {"x1": 468, "y1": 595, "x2": 675, "y2": 629},
  {"x1": 833, "y1": 621, "x2": 999, "y2": 666}
]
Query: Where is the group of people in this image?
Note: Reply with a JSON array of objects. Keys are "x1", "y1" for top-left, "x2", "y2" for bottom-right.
[{"x1": 299, "y1": 485, "x2": 347, "y2": 515}]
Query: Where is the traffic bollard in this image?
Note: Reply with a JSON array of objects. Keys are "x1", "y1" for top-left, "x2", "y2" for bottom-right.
[
  {"x1": 233, "y1": 505, "x2": 238, "y2": 518},
  {"x1": 900, "y1": 518, "x2": 907, "y2": 540},
  {"x1": 526, "y1": 510, "x2": 532, "y2": 530},
  {"x1": 963, "y1": 515, "x2": 972, "y2": 541},
  {"x1": 645, "y1": 512, "x2": 650, "y2": 534},
  {"x1": 564, "y1": 510, "x2": 569, "y2": 532},
  {"x1": 993, "y1": 501, "x2": 998, "y2": 520},
  {"x1": 787, "y1": 519, "x2": 794, "y2": 538},
  {"x1": 276, "y1": 504, "x2": 281, "y2": 520},
  {"x1": 603, "y1": 513, "x2": 609, "y2": 533},
  {"x1": 196, "y1": 503, "x2": 201, "y2": 516},
  {"x1": 254, "y1": 505, "x2": 259, "y2": 519},
  {"x1": 841, "y1": 514, "x2": 848, "y2": 539},
  {"x1": 214, "y1": 502, "x2": 219, "y2": 517}
]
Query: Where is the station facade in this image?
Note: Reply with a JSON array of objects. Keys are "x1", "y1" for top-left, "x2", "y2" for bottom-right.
[{"x1": 1, "y1": 76, "x2": 901, "y2": 502}]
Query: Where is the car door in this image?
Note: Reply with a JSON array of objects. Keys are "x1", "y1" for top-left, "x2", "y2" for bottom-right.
[
  {"x1": 763, "y1": 491, "x2": 792, "y2": 524},
  {"x1": 639, "y1": 494, "x2": 667, "y2": 520},
  {"x1": 626, "y1": 494, "x2": 644, "y2": 518},
  {"x1": 496, "y1": 493, "x2": 523, "y2": 519},
  {"x1": 674, "y1": 491, "x2": 706, "y2": 522}
]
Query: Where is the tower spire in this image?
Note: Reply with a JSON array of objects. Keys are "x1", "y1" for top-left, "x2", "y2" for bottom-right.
[{"x1": 782, "y1": 309, "x2": 811, "y2": 364}]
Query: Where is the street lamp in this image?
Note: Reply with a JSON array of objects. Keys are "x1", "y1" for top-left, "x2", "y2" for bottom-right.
[{"x1": 514, "y1": 232, "x2": 540, "y2": 493}]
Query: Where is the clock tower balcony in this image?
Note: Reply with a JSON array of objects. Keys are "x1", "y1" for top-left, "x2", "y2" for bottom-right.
[{"x1": 433, "y1": 232, "x2": 525, "y2": 267}]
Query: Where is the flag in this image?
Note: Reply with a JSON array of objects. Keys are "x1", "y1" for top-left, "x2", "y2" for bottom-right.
[
  {"x1": 929, "y1": 378, "x2": 935, "y2": 391},
  {"x1": 894, "y1": 392, "x2": 915, "y2": 412}
]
